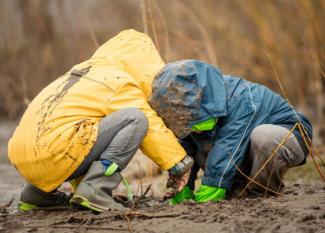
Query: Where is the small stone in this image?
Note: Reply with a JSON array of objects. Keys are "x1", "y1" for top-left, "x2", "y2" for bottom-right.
[
  {"x1": 310, "y1": 205, "x2": 320, "y2": 210},
  {"x1": 301, "y1": 214, "x2": 316, "y2": 221}
]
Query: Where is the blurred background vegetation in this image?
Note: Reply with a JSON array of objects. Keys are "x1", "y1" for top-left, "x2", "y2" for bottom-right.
[
  {"x1": 0, "y1": 0, "x2": 324, "y2": 188},
  {"x1": 1, "y1": 1, "x2": 325, "y2": 147},
  {"x1": 1, "y1": 0, "x2": 324, "y2": 143}
]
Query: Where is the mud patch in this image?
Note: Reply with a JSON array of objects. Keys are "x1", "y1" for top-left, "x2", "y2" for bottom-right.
[
  {"x1": 149, "y1": 70, "x2": 203, "y2": 138},
  {"x1": 1, "y1": 182, "x2": 324, "y2": 233}
]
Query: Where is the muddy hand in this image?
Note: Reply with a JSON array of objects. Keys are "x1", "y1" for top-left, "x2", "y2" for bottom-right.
[
  {"x1": 165, "y1": 169, "x2": 191, "y2": 199},
  {"x1": 165, "y1": 156, "x2": 193, "y2": 199}
]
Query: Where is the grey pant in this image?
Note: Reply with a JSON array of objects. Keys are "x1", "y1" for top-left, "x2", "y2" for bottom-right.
[
  {"x1": 194, "y1": 124, "x2": 305, "y2": 194},
  {"x1": 245, "y1": 124, "x2": 305, "y2": 193},
  {"x1": 68, "y1": 108, "x2": 149, "y2": 180}
]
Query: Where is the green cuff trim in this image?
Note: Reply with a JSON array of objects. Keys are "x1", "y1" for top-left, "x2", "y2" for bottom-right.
[
  {"x1": 194, "y1": 185, "x2": 226, "y2": 203},
  {"x1": 18, "y1": 202, "x2": 37, "y2": 211},
  {"x1": 104, "y1": 162, "x2": 119, "y2": 176},
  {"x1": 169, "y1": 186, "x2": 194, "y2": 205},
  {"x1": 70, "y1": 195, "x2": 104, "y2": 213},
  {"x1": 191, "y1": 118, "x2": 217, "y2": 131}
]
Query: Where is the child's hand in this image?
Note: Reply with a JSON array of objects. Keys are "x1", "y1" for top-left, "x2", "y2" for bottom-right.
[
  {"x1": 165, "y1": 156, "x2": 194, "y2": 197},
  {"x1": 165, "y1": 169, "x2": 191, "y2": 198}
]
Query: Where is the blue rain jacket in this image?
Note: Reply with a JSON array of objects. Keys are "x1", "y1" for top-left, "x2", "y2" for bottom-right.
[{"x1": 149, "y1": 60, "x2": 313, "y2": 190}]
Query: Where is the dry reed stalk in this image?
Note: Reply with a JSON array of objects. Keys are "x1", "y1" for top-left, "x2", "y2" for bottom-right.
[
  {"x1": 0, "y1": 197, "x2": 14, "y2": 208},
  {"x1": 147, "y1": 0, "x2": 160, "y2": 53},
  {"x1": 240, "y1": 123, "x2": 297, "y2": 196},
  {"x1": 238, "y1": 0, "x2": 276, "y2": 50},
  {"x1": 267, "y1": 54, "x2": 325, "y2": 181},
  {"x1": 296, "y1": 116, "x2": 325, "y2": 166},
  {"x1": 87, "y1": 24, "x2": 99, "y2": 49},
  {"x1": 151, "y1": 0, "x2": 170, "y2": 60},
  {"x1": 297, "y1": 33, "x2": 325, "y2": 125},
  {"x1": 297, "y1": 124, "x2": 325, "y2": 181},
  {"x1": 130, "y1": 179, "x2": 141, "y2": 210},
  {"x1": 297, "y1": 33, "x2": 325, "y2": 165},
  {"x1": 264, "y1": 159, "x2": 275, "y2": 197},
  {"x1": 142, "y1": 184, "x2": 152, "y2": 197},
  {"x1": 227, "y1": 151, "x2": 283, "y2": 196},
  {"x1": 18, "y1": 74, "x2": 30, "y2": 106},
  {"x1": 136, "y1": 161, "x2": 143, "y2": 196},
  {"x1": 297, "y1": 34, "x2": 325, "y2": 79},
  {"x1": 170, "y1": 30, "x2": 204, "y2": 59},
  {"x1": 140, "y1": 0, "x2": 149, "y2": 34},
  {"x1": 175, "y1": 1, "x2": 218, "y2": 65}
]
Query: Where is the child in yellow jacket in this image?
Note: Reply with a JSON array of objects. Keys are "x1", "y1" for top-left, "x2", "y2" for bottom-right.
[{"x1": 8, "y1": 29, "x2": 193, "y2": 212}]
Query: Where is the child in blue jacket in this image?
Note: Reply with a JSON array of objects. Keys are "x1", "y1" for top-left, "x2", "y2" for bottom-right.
[{"x1": 149, "y1": 60, "x2": 312, "y2": 203}]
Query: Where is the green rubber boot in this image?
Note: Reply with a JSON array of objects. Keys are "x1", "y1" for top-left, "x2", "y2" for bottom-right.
[
  {"x1": 70, "y1": 161, "x2": 127, "y2": 213},
  {"x1": 18, "y1": 184, "x2": 71, "y2": 211}
]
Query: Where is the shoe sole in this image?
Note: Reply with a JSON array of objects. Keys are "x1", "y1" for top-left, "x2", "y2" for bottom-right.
[
  {"x1": 70, "y1": 195, "x2": 108, "y2": 213},
  {"x1": 18, "y1": 202, "x2": 37, "y2": 211},
  {"x1": 18, "y1": 201, "x2": 70, "y2": 211}
]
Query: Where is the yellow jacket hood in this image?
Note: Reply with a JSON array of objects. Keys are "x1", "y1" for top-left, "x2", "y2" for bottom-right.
[{"x1": 91, "y1": 29, "x2": 163, "y2": 98}]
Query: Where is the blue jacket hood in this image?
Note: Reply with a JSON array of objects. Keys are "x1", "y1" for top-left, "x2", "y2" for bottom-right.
[
  {"x1": 150, "y1": 59, "x2": 312, "y2": 190},
  {"x1": 149, "y1": 60, "x2": 227, "y2": 138}
]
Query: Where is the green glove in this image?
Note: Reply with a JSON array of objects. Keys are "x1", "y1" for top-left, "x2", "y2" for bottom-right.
[
  {"x1": 194, "y1": 185, "x2": 226, "y2": 203},
  {"x1": 169, "y1": 186, "x2": 194, "y2": 205}
]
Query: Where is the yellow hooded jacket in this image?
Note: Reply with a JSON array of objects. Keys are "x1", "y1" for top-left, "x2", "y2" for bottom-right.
[{"x1": 8, "y1": 29, "x2": 186, "y2": 192}]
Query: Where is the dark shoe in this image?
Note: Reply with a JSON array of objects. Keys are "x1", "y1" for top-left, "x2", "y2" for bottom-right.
[{"x1": 19, "y1": 184, "x2": 71, "y2": 211}]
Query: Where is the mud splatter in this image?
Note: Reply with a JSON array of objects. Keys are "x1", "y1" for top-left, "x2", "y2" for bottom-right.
[
  {"x1": 36, "y1": 67, "x2": 91, "y2": 142},
  {"x1": 149, "y1": 73, "x2": 203, "y2": 138}
]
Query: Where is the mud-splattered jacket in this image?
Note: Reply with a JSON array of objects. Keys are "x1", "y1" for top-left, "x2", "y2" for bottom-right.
[
  {"x1": 149, "y1": 60, "x2": 312, "y2": 190},
  {"x1": 8, "y1": 30, "x2": 186, "y2": 192}
]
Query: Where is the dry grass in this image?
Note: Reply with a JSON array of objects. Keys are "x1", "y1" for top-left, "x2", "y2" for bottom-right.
[
  {"x1": 285, "y1": 157, "x2": 324, "y2": 182},
  {"x1": 0, "y1": 0, "x2": 324, "y2": 184},
  {"x1": 0, "y1": 0, "x2": 324, "y2": 127}
]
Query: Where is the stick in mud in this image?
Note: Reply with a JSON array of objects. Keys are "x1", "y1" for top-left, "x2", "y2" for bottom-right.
[{"x1": 0, "y1": 197, "x2": 14, "y2": 208}]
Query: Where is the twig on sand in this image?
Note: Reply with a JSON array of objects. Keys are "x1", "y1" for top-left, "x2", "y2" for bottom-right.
[
  {"x1": 122, "y1": 211, "x2": 181, "y2": 219},
  {"x1": 142, "y1": 184, "x2": 152, "y2": 198},
  {"x1": 130, "y1": 163, "x2": 152, "y2": 211},
  {"x1": 0, "y1": 197, "x2": 14, "y2": 208},
  {"x1": 131, "y1": 180, "x2": 142, "y2": 210},
  {"x1": 119, "y1": 183, "x2": 152, "y2": 232},
  {"x1": 1, "y1": 225, "x2": 128, "y2": 231},
  {"x1": 130, "y1": 184, "x2": 152, "y2": 212},
  {"x1": 121, "y1": 214, "x2": 133, "y2": 233},
  {"x1": 83, "y1": 211, "x2": 181, "y2": 221}
]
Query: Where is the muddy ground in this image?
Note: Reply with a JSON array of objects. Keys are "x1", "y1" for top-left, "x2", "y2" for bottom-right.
[
  {"x1": 1, "y1": 122, "x2": 325, "y2": 233},
  {"x1": 0, "y1": 172, "x2": 324, "y2": 233}
]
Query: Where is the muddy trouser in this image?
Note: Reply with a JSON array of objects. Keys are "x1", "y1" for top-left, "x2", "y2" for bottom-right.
[
  {"x1": 20, "y1": 108, "x2": 148, "y2": 208},
  {"x1": 193, "y1": 124, "x2": 305, "y2": 194},
  {"x1": 242, "y1": 124, "x2": 305, "y2": 194},
  {"x1": 69, "y1": 107, "x2": 149, "y2": 180}
]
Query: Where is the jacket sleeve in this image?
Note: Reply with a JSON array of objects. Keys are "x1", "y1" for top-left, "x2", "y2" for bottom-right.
[
  {"x1": 179, "y1": 136, "x2": 199, "y2": 190},
  {"x1": 108, "y1": 80, "x2": 186, "y2": 170},
  {"x1": 201, "y1": 97, "x2": 257, "y2": 190}
]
